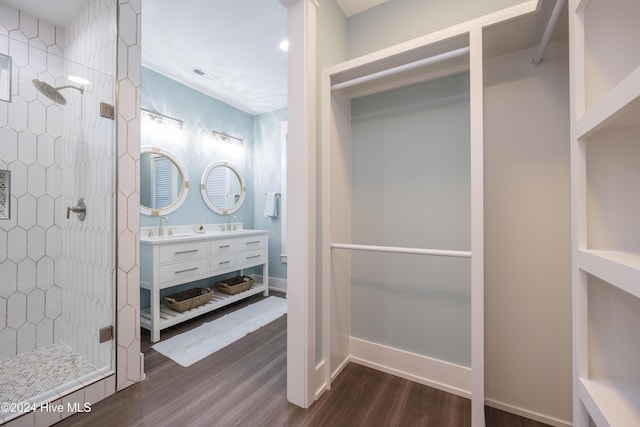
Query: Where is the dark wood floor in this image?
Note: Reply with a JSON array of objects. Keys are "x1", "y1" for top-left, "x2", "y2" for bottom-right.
[{"x1": 56, "y1": 294, "x2": 550, "y2": 427}]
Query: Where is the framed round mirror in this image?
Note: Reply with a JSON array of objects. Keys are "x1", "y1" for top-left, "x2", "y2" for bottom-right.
[
  {"x1": 140, "y1": 147, "x2": 189, "y2": 216},
  {"x1": 200, "y1": 162, "x2": 246, "y2": 215}
]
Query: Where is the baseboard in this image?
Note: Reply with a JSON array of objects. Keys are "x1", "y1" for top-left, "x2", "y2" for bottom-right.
[
  {"x1": 331, "y1": 354, "x2": 350, "y2": 383},
  {"x1": 485, "y1": 398, "x2": 572, "y2": 427},
  {"x1": 349, "y1": 337, "x2": 471, "y2": 399},
  {"x1": 314, "y1": 360, "x2": 328, "y2": 400},
  {"x1": 253, "y1": 275, "x2": 287, "y2": 293}
]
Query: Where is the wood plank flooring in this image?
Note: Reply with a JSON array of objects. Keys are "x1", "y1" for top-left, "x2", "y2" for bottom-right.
[{"x1": 55, "y1": 294, "x2": 551, "y2": 427}]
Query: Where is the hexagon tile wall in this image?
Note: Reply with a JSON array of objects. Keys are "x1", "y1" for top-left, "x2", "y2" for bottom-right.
[{"x1": 0, "y1": 0, "x2": 142, "y2": 423}]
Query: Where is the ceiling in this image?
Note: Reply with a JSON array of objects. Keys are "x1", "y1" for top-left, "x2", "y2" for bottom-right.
[
  {"x1": 3, "y1": 0, "x2": 393, "y2": 115},
  {"x1": 141, "y1": 0, "x2": 384, "y2": 114},
  {"x1": 142, "y1": 0, "x2": 288, "y2": 115}
]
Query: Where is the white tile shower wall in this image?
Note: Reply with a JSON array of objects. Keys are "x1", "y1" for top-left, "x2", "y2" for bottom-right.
[
  {"x1": 0, "y1": 5, "x2": 65, "y2": 359},
  {"x1": 61, "y1": 0, "x2": 117, "y2": 371},
  {"x1": 115, "y1": 0, "x2": 142, "y2": 390},
  {"x1": 0, "y1": 0, "x2": 141, "y2": 398}
]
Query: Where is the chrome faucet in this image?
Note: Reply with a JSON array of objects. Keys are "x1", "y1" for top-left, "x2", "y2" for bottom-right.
[
  {"x1": 159, "y1": 216, "x2": 168, "y2": 236},
  {"x1": 226, "y1": 214, "x2": 236, "y2": 231}
]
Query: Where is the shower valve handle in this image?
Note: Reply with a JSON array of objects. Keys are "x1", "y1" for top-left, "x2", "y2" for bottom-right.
[{"x1": 66, "y1": 198, "x2": 87, "y2": 221}]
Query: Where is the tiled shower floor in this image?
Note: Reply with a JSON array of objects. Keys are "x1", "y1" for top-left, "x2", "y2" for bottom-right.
[{"x1": 0, "y1": 342, "x2": 97, "y2": 411}]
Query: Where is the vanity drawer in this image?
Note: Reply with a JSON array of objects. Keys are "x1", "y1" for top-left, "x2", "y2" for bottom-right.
[
  {"x1": 158, "y1": 258, "x2": 209, "y2": 285},
  {"x1": 159, "y1": 241, "x2": 208, "y2": 264},
  {"x1": 237, "y1": 235, "x2": 267, "y2": 251},
  {"x1": 237, "y1": 249, "x2": 266, "y2": 267},
  {"x1": 211, "y1": 253, "x2": 237, "y2": 272},
  {"x1": 210, "y1": 239, "x2": 237, "y2": 255}
]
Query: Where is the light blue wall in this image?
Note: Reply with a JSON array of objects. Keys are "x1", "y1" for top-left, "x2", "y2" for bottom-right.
[
  {"x1": 350, "y1": 72, "x2": 471, "y2": 366},
  {"x1": 253, "y1": 108, "x2": 288, "y2": 280},
  {"x1": 140, "y1": 67, "x2": 255, "y2": 229},
  {"x1": 140, "y1": 66, "x2": 287, "y2": 281}
]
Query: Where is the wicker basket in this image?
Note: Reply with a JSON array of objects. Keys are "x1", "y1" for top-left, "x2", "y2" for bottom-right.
[
  {"x1": 216, "y1": 276, "x2": 255, "y2": 295},
  {"x1": 163, "y1": 287, "x2": 213, "y2": 313}
]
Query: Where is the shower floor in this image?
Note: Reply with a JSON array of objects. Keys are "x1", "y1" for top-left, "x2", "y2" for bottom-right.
[{"x1": 0, "y1": 342, "x2": 97, "y2": 410}]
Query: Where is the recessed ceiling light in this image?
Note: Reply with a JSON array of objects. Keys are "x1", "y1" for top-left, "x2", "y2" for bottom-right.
[
  {"x1": 279, "y1": 40, "x2": 289, "y2": 52},
  {"x1": 68, "y1": 75, "x2": 90, "y2": 85}
]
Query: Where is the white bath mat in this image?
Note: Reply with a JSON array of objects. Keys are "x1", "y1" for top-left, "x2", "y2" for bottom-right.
[{"x1": 151, "y1": 297, "x2": 287, "y2": 367}]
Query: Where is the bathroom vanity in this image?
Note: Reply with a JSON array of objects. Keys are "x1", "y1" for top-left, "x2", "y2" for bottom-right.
[{"x1": 140, "y1": 228, "x2": 269, "y2": 342}]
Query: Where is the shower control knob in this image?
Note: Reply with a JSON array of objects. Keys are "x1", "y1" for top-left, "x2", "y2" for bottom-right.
[{"x1": 66, "y1": 198, "x2": 87, "y2": 221}]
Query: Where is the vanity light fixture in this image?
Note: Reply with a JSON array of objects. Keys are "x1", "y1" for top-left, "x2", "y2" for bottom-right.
[
  {"x1": 279, "y1": 40, "x2": 289, "y2": 52},
  {"x1": 211, "y1": 130, "x2": 243, "y2": 148},
  {"x1": 141, "y1": 108, "x2": 184, "y2": 129}
]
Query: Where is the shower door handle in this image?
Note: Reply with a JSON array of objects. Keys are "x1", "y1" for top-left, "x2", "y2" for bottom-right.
[{"x1": 67, "y1": 198, "x2": 87, "y2": 221}]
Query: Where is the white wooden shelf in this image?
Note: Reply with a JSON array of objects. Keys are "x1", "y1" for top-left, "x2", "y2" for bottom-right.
[
  {"x1": 577, "y1": 249, "x2": 640, "y2": 299},
  {"x1": 578, "y1": 378, "x2": 640, "y2": 427},
  {"x1": 140, "y1": 283, "x2": 267, "y2": 331},
  {"x1": 571, "y1": 0, "x2": 640, "y2": 425},
  {"x1": 576, "y1": 65, "x2": 640, "y2": 139}
]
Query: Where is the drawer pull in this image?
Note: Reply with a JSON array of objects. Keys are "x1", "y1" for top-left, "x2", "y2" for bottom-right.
[
  {"x1": 247, "y1": 255, "x2": 261, "y2": 259},
  {"x1": 219, "y1": 245, "x2": 231, "y2": 248},
  {"x1": 219, "y1": 260, "x2": 231, "y2": 265},
  {"x1": 175, "y1": 267, "x2": 198, "y2": 274},
  {"x1": 246, "y1": 241, "x2": 261, "y2": 245},
  {"x1": 175, "y1": 249, "x2": 199, "y2": 255}
]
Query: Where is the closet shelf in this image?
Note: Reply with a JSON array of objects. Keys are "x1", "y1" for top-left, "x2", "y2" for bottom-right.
[
  {"x1": 576, "y1": 65, "x2": 640, "y2": 139},
  {"x1": 578, "y1": 377, "x2": 640, "y2": 427},
  {"x1": 577, "y1": 249, "x2": 640, "y2": 299}
]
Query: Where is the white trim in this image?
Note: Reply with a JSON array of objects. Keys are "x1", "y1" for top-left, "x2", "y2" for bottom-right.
[
  {"x1": 349, "y1": 337, "x2": 471, "y2": 398},
  {"x1": 280, "y1": 121, "x2": 288, "y2": 260},
  {"x1": 284, "y1": 0, "x2": 317, "y2": 409},
  {"x1": 485, "y1": 399, "x2": 573, "y2": 427},
  {"x1": 253, "y1": 274, "x2": 287, "y2": 294},
  {"x1": 314, "y1": 361, "x2": 328, "y2": 399},
  {"x1": 469, "y1": 27, "x2": 485, "y2": 427}
]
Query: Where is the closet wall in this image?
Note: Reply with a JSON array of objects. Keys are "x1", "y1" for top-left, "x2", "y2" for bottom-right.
[
  {"x1": 350, "y1": 73, "x2": 471, "y2": 366},
  {"x1": 347, "y1": 0, "x2": 528, "y2": 57},
  {"x1": 484, "y1": 39, "x2": 571, "y2": 424}
]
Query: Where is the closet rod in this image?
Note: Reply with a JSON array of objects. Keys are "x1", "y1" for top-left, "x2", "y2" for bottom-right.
[
  {"x1": 331, "y1": 47, "x2": 470, "y2": 92},
  {"x1": 331, "y1": 243, "x2": 471, "y2": 258},
  {"x1": 531, "y1": 0, "x2": 566, "y2": 67}
]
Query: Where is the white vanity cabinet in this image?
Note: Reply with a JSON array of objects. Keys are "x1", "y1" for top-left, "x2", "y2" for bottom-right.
[{"x1": 140, "y1": 230, "x2": 269, "y2": 342}]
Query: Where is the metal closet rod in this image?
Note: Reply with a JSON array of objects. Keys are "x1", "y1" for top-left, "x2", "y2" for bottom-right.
[
  {"x1": 531, "y1": 0, "x2": 566, "y2": 67},
  {"x1": 331, "y1": 242, "x2": 471, "y2": 258},
  {"x1": 331, "y1": 46, "x2": 471, "y2": 92}
]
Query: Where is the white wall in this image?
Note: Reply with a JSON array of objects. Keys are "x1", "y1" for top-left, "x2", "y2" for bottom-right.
[
  {"x1": 483, "y1": 39, "x2": 572, "y2": 424},
  {"x1": 347, "y1": 0, "x2": 528, "y2": 57},
  {"x1": 317, "y1": 0, "x2": 348, "y2": 364}
]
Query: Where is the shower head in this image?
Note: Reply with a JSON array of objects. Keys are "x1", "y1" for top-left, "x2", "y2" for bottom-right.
[{"x1": 32, "y1": 79, "x2": 85, "y2": 105}]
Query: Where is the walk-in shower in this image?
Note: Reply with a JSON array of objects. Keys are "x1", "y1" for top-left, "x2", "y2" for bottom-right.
[{"x1": 0, "y1": 3, "x2": 116, "y2": 423}]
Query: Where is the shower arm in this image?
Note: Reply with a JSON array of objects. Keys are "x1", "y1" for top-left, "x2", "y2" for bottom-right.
[{"x1": 56, "y1": 84, "x2": 85, "y2": 94}]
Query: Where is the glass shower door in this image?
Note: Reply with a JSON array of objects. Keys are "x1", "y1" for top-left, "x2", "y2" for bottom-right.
[{"x1": 0, "y1": 33, "x2": 115, "y2": 423}]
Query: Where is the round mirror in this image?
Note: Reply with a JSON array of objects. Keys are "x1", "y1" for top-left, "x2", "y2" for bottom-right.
[
  {"x1": 140, "y1": 147, "x2": 189, "y2": 216},
  {"x1": 201, "y1": 162, "x2": 246, "y2": 215}
]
